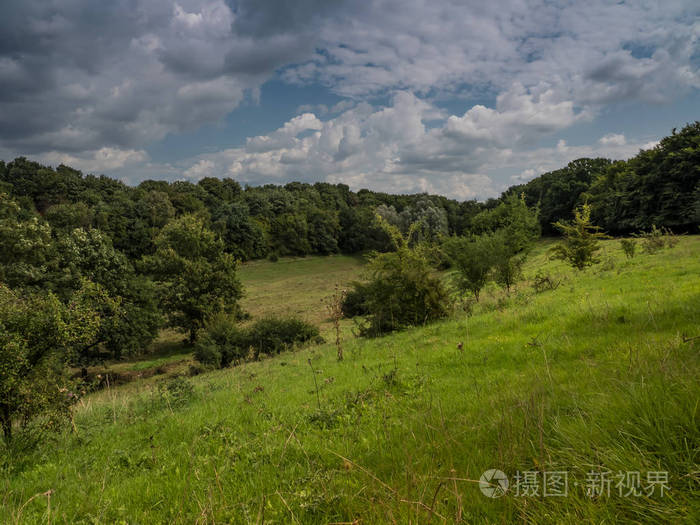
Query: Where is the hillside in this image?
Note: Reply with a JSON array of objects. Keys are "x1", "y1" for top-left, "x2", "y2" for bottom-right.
[{"x1": 2, "y1": 237, "x2": 699, "y2": 523}]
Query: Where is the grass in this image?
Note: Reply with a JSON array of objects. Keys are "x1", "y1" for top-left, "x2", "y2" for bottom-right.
[
  {"x1": 238, "y1": 254, "x2": 365, "y2": 337},
  {"x1": 1, "y1": 237, "x2": 699, "y2": 523}
]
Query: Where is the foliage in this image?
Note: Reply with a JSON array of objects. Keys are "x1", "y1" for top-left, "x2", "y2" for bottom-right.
[
  {"x1": 620, "y1": 238, "x2": 637, "y2": 259},
  {"x1": 588, "y1": 121, "x2": 700, "y2": 233},
  {"x1": 3, "y1": 237, "x2": 699, "y2": 523},
  {"x1": 355, "y1": 219, "x2": 451, "y2": 336},
  {"x1": 0, "y1": 193, "x2": 56, "y2": 289},
  {"x1": 443, "y1": 235, "x2": 494, "y2": 301},
  {"x1": 638, "y1": 225, "x2": 680, "y2": 254},
  {"x1": 532, "y1": 270, "x2": 561, "y2": 293},
  {"x1": 489, "y1": 229, "x2": 528, "y2": 292},
  {"x1": 0, "y1": 194, "x2": 160, "y2": 363},
  {"x1": 2, "y1": 122, "x2": 697, "y2": 263},
  {"x1": 0, "y1": 285, "x2": 100, "y2": 441},
  {"x1": 142, "y1": 214, "x2": 243, "y2": 342},
  {"x1": 504, "y1": 158, "x2": 612, "y2": 234},
  {"x1": 550, "y1": 203, "x2": 609, "y2": 270},
  {"x1": 466, "y1": 194, "x2": 540, "y2": 293},
  {"x1": 156, "y1": 377, "x2": 195, "y2": 409},
  {"x1": 243, "y1": 317, "x2": 321, "y2": 359},
  {"x1": 194, "y1": 315, "x2": 320, "y2": 368},
  {"x1": 193, "y1": 313, "x2": 246, "y2": 368},
  {"x1": 398, "y1": 197, "x2": 449, "y2": 245},
  {"x1": 341, "y1": 282, "x2": 371, "y2": 317}
]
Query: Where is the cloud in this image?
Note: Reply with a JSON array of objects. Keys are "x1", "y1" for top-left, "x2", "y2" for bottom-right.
[
  {"x1": 444, "y1": 83, "x2": 585, "y2": 145},
  {"x1": 165, "y1": 90, "x2": 656, "y2": 200},
  {"x1": 37, "y1": 147, "x2": 149, "y2": 173},
  {"x1": 1, "y1": 0, "x2": 697, "y2": 198},
  {"x1": 599, "y1": 133, "x2": 626, "y2": 146},
  {"x1": 284, "y1": 0, "x2": 700, "y2": 106},
  {"x1": 0, "y1": 0, "x2": 314, "y2": 156}
]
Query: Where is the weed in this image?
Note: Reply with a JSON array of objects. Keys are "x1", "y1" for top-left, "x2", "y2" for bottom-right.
[{"x1": 620, "y1": 238, "x2": 637, "y2": 258}]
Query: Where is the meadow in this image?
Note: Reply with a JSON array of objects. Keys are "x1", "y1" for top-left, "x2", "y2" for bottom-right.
[{"x1": 1, "y1": 237, "x2": 699, "y2": 524}]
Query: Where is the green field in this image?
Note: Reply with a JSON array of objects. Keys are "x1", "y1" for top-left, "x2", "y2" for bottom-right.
[
  {"x1": 238, "y1": 254, "x2": 366, "y2": 336},
  {"x1": 2, "y1": 238, "x2": 699, "y2": 523}
]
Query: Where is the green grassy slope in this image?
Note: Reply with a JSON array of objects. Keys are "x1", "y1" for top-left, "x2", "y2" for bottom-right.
[
  {"x1": 2, "y1": 238, "x2": 699, "y2": 524},
  {"x1": 238, "y1": 254, "x2": 365, "y2": 337}
]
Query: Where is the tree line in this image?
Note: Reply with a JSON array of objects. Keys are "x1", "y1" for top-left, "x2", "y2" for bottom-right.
[{"x1": 1, "y1": 121, "x2": 697, "y2": 266}]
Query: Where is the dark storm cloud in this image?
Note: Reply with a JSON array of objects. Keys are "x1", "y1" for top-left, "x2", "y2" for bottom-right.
[{"x1": 0, "y1": 0, "x2": 339, "y2": 156}]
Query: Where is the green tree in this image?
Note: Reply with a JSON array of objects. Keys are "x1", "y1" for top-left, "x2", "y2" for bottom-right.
[
  {"x1": 307, "y1": 207, "x2": 340, "y2": 254},
  {"x1": 550, "y1": 203, "x2": 609, "y2": 270},
  {"x1": 268, "y1": 213, "x2": 311, "y2": 256},
  {"x1": 588, "y1": 122, "x2": 700, "y2": 233},
  {"x1": 44, "y1": 202, "x2": 94, "y2": 232},
  {"x1": 53, "y1": 229, "x2": 161, "y2": 361},
  {"x1": 471, "y1": 194, "x2": 540, "y2": 292},
  {"x1": 504, "y1": 158, "x2": 612, "y2": 234},
  {"x1": 489, "y1": 229, "x2": 527, "y2": 292},
  {"x1": 443, "y1": 235, "x2": 493, "y2": 301},
  {"x1": 356, "y1": 219, "x2": 451, "y2": 336},
  {"x1": 399, "y1": 198, "x2": 449, "y2": 245},
  {"x1": 0, "y1": 285, "x2": 100, "y2": 441},
  {"x1": 142, "y1": 214, "x2": 243, "y2": 343}
]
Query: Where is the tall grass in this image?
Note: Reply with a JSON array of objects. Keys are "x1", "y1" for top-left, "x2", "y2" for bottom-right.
[{"x1": 1, "y1": 237, "x2": 698, "y2": 523}]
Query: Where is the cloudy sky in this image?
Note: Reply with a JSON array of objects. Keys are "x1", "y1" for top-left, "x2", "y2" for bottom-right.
[{"x1": 1, "y1": 0, "x2": 698, "y2": 199}]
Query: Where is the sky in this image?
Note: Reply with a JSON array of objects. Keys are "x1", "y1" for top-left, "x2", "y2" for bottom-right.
[{"x1": 1, "y1": 0, "x2": 698, "y2": 200}]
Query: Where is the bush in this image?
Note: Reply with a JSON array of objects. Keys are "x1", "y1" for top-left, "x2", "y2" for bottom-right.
[
  {"x1": 620, "y1": 238, "x2": 637, "y2": 259},
  {"x1": 640, "y1": 225, "x2": 666, "y2": 254},
  {"x1": 356, "y1": 219, "x2": 451, "y2": 336},
  {"x1": 194, "y1": 314, "x2": 320, "y2": 367},
  {"x1": 157, "y1": 376, "x2": 194, "y2": 408},
  {"x1": 532, "y1": 271, "x2": 560, "y2": 293},
  {"x1": 244, "y1": 317, "x2": 320, "y2": 359},
  {"x1": 550, "y1": 203, "x2": 609, "y2": 270},
  {"x1": 341, "y1": 282, "x2": 370, "y2": 317},
  {"x1": 193, "y1": 314, "x2": 246, "y2": 368},
  {"x1": 443, "y1": 235, "x2": 493, "y2": 301}
]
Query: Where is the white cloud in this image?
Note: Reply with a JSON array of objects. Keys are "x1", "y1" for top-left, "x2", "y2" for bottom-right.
[
  {"x1": 167, "y1": 90, "x2": 658, "y2": 199},
  {"x1": 599, "y1": 133, "x2": 626, "y2": 146},
  {"x1": 38, "y1": 147, "x2": 149, "y2": 173},
  {"x1": 444, "y1": 84, "x2": 584, "y2": 145}
]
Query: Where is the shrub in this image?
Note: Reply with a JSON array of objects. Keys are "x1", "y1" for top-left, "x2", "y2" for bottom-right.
[
  {"x1": 341, "y1": 282, "x2": 370, "y2": 317},
  {"x1": 244, "y1": 317, "x2": 320, "y2": 358},
  {"x1": 356, "y1": 219, "x2": 451, "y2": 336},
  {"x1": 267, "y1": 251, "x2": 279, "y2": 262},
  {"x1": 193, "y1": 313, "x2": 246, "y2": 368},
  {"x1": 640, "y1": 225, "x2": 666, "y2": 254},
  {"x1": 663, "y1": 228, "x2": 679, "y2": 248},
  {"x1": 489, "y1": 229, "x2": 528, "y2": 292},
  {"x1": 532, "y1": 271, "x2": 560, "y2": 293},
  {"x1": 443, "y1": 235, "x2": 494, "y2": 301},
  {"x1": 194, "y1": 314, "x2": 320, "y2": 367},
  {"x1": 550, "y1": 203, "x2": 609, "y2": 270},
  {"x1": 620, "y1": 238, "x2": 637, "y2": 259},
  {"x1": 157, "y1": 376, "x2": 194, "y2": 408}
]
